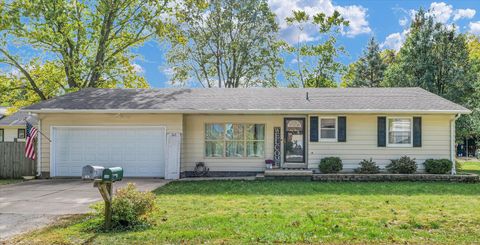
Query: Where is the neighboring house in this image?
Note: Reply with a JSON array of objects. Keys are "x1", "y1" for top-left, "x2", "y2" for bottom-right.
[
  {"x1": 23, "y1": 87, "x2": 470, "y2": 179},
  {"x1": 0, "y1": 110, "x2": 37, "y2": 142}
]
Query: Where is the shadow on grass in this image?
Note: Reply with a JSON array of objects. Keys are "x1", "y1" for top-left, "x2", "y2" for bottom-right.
[{"x1": 153, "y1": 180, "x2": 480, "y2": 196}]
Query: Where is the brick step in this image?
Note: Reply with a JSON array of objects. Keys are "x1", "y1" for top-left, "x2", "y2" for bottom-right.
[{"x1": 264, "y1": 169, "x2": 313, "y2": 177}]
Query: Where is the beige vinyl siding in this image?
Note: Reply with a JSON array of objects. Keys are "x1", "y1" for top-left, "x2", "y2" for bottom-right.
[
  {"x1": 182, "y1": 114, "x2": 285, "y2": 172},
  {"x1": 38, "y1": 113, "x2": 183, "y2": 173},
  {"x1": 0, "y1": 127, "x2": 26, "y2": 142},
  {"x1": 307, "y1": 114, "x2": 453, "y2": 171}
]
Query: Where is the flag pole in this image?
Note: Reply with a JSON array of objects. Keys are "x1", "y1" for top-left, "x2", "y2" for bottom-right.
[{"x1": 24, "y1": 117, "x2": 52, "y2": 142}]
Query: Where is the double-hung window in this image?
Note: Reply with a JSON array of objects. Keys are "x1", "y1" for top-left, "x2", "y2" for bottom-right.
[
  {"x1": 18, "y1": 129, "x2": 26, "y2": 139},
  {"x1": 319, "y1": 118, "x2": 337, "y2": 140},
  {"x1": 205, "y1": 123, "x2": 265, "y2": 158},
  {"x1": 387, "y1": 118, "x2": 412, "y2": 146}
]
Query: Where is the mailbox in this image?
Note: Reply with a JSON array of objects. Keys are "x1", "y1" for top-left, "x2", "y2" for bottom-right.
[
  {"x1": 82, "y1": 165, "x2": 105, "y2": 180},
  {"x1": 102, "y1": 167, "x2": 123, "y2": 182}
]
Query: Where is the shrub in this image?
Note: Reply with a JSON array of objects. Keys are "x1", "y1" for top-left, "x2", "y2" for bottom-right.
[
  {"x1": 319, "y1": 157, "x2": 343, "y2": 173},
  {"x1": 354, "y1": 158, "x2": 380, "y2": 174},
  {"x1": 423, "y1": 159, "x2": 452, "y2": 174},
  {"x1": 386, "y1": 156, "x2": 417, "y2": 174},
  {"x1": 95, "y1": 183, "x2": 156, "y2": 230}
]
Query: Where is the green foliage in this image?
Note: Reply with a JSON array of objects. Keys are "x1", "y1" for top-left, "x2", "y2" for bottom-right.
[
  {"x1": 354, "y1": 158, "x2": 380, "y2": 174},
  {"x1": 456, "y1": 37, "x2": 480, "y2": 140},
  {"x1": 423, "y1": 159, "x2": 452, "y2": 174},
  {"x1": 382, "y1": 9, "x2": 473, "y2": 103},
  {"x1": 95, "y1": 183, "x2": 156, "y2": 230},
  {"x1": 284, "y1": 10, "x2": 348, "y2": 88},
  {"x1": 0, "y1": 0, "x2": 164, "y2": 105},
  {"x1": 0, "y1": 61, "x2": 65, "y2": 112},
  {"x1": 386, "y1": 156, "x2": 417, "y2": 174},
  {"x1": 348, "y1": 37, "x2": 387, "y2": 87},
  {"x1": 167, "y1": 0, "x2": 281, "y2": 88},
  {"x1": 319, "y1": 157, "x2": 343, "y2": 173}
]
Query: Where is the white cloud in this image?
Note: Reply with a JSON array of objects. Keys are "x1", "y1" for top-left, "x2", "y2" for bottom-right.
[
  {"x1": 336, "y1": 5, "x2": 372, "y2": 37},
  {"x1": 453, "y1": 9, "x2": 476, "y2": 21},
  {"x1": 381, "y1": 29, "x2": 410, "y2": 51},
  {"x1": 399, "y1": 17, "x2": 408, "y2": 27},
  {"x1": 131, "y1": 63, "x2": 144, "y2": 74},
  {"x1": 268, "y1": 0, "x2": 371, "y2": 43},
  {"x1": 381, "y1": 33, "x2": 404, "y2": 51},
  {"x1": 382, "y1": 2, "x2": 477, "y2": 51},
  {"x1": 469, "y1": 21, "x2": 480, "y2": 35},
  {"x1": 428, "y1": 2, "x2": 453, "y2": 23}
]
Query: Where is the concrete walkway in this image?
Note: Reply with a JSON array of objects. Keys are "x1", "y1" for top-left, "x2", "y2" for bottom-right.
[{"x1": 0, "y1": 178, "x2": 169, "y2": 240}]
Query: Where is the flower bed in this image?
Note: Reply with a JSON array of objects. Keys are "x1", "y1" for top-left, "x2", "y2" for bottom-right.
[{"x1": 312, "y1": 173, "x2": 479, "y2": 183}]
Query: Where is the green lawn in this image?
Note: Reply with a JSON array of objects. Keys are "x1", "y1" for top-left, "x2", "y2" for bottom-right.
[
  {"x1": 459, "y1": 161, "x2": 480, "y2": 175},
  {"x1": 12, "y1": 180, "x2": 480, "y2": 244},
  {"x1": 0, "y1": 179, "x2": 22, "y2": 185}
]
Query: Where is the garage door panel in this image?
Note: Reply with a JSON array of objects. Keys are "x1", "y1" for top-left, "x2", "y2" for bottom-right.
[{"x1": 53, "y1": 127, "x2": 165, "y2": 177}]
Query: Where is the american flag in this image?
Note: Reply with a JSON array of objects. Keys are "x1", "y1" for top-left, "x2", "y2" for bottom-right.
[{"x1": 25, "y1": 121, "x2": 38, "y2": 160}]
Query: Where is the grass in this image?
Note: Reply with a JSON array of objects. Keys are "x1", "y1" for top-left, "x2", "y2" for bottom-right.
[
  {"x1": 459, "y1": 161, "x2": 480, "y2": 175},
  {"x1": 0, "y1": 179, "x2": 22, "y2": 185},
  {"x1": 12, "y1": 180, "x2": 480, "y2": 244}
]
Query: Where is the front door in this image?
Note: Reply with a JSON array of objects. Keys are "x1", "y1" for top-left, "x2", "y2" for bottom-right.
[{"x1": 284, "y1": 118, "x2": 306, "y2": 164}]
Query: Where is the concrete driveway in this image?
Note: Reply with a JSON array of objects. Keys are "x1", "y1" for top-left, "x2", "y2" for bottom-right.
[{"x1": 0, "y1": 179, "x2": 169, "y2": 240}]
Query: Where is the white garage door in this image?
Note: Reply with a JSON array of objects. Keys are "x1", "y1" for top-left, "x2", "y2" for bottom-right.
[{"x1": 52, "y1": 127, "x2": 166, "y2": 177}]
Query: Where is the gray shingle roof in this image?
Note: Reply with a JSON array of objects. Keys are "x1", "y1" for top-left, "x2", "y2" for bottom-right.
[
  {"x1": 23, "y1": 87, "x2": 470, "y2": 114},
  {"x1": 0, "y1": 111, "x2": 38, "y2": 126}
]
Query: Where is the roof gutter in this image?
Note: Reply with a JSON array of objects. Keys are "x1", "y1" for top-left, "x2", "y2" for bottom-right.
[{"x1": 22, "y1": 108, "x2": 472, "y2": 115}]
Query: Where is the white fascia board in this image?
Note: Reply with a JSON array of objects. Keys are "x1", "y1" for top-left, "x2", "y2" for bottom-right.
[{"x1": 22, "y1": 108, "x2": 472, "y2": 115}]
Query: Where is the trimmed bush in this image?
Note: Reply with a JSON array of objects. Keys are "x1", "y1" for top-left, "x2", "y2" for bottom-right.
[
  {"x1": 94, "y1": 183, "x2": 156, "y2": 230},
  {"x1": 319, "y1": 157, "x2": 343, "y2": 173},
  {"x1": 386, "y1": 156, "x2": 417, "y2": 174},
  {"x1": 354, "y1": 158, "x2": 380, "y2": 174},
  {"x1": 424, "y1": 159, "x2": 452, "y2": 174}
]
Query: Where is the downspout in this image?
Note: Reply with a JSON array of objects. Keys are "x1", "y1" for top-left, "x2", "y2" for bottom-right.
[
  {"x1": 450, "y1": 114, "x2": 461, "y2": 175},
  {"x1": 35, "y1": 114, "x2": 42, "y2": 177}
]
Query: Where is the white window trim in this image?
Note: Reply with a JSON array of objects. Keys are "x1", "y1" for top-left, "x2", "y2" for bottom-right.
[
  {"x1": 204, "y1": 123, "x2": 266, "y2": 159},
  {"x1": 386, "y1": 117, "x2": 413, "y2": 147},
  {"x1": 319, "y1": 117, "x2": 337, "y2": 142}
]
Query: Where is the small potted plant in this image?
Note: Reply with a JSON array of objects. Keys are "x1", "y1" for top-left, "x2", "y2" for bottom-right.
[{"x1": 265, "y1": 159, "x2": 275, "y2": 169}]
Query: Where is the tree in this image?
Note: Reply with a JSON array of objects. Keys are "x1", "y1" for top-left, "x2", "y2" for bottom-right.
[
  {"x1": 167, "y1": 0, "x2": 282, "y2": 88},
  {"x1": 349, "y1": 37, "x2": 386, "y2": 87},
  {"x1": 456, "y1": 36, "x2": 480, "y2": 141},
  {"x1": 0, "y1": 0, "x2": 175, "y2": 102},
  {"x1": 382, "y1": 9, "x2": 477, "y2": 142},
  {"x1": 383, "y1": 9, "x2": 473, "y2": 102},
  {"x1": 0, "y1": 61, "x2": 65, "y2": 111},
  {"x1": 284, "y1": 10, "x2": 348, "y2": 88}
]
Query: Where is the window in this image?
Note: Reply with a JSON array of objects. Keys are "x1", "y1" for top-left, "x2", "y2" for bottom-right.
[
  {"x1": 205, "y1": 123, "x2": 265, "y2": 158},
  {"x1": 18, "y1": 129, "x2": 26, "y2": 139},
  {"x1": 320, "y1": 118, "x2": 337, "y2": 140},
  {"x1": 0, "y1": 129, "x2": 3, "y2": 142},
  {"x1": 387, "y1": 118, "x2": 412, "y2": 146}
]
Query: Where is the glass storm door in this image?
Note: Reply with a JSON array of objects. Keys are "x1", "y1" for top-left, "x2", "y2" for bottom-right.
[{"x1": 284, "y1": 118, "x2": 305, "y2": 163}]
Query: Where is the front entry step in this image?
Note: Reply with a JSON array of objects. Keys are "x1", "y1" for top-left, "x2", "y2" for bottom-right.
[{"x1": 263, "y1": 169, "x2": 313, "y2": 180}]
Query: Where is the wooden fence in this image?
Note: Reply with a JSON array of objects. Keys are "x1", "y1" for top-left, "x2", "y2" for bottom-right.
[{"x1": 0, "y1": 142, "x2": 36, "y2": 178}]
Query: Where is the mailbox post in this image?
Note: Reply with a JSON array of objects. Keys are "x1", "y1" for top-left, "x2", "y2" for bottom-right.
[{"x1": 83, "y1": 165, "x2": 123, "y2": 230}]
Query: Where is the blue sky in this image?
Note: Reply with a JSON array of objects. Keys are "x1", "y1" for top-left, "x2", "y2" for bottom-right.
[{"x1": 135, "y1": 0, "x2": 480, "y2": 88}]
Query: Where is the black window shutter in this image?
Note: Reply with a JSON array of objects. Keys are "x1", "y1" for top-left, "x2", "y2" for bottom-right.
[
  {"x1": 310, "y1": 116, "x2": 318, "y2": 142},
  {"x1": 338, "y1": 116, "x2": 346, "y2": 142},
  {"x1": 413, "y1": 117, "x2": 422, "y2": 147},
  {"x1": 377, "y1": 117, "x2": 386, "y2": 147}
]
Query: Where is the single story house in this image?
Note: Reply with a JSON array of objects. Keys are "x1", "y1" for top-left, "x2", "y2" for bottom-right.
[
  {"x1": 23, "y1": 87, "x2": 470, "y2": 179},
  {"x1": 0, "y1": 110, "x2": 38, "y2": 142}
]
